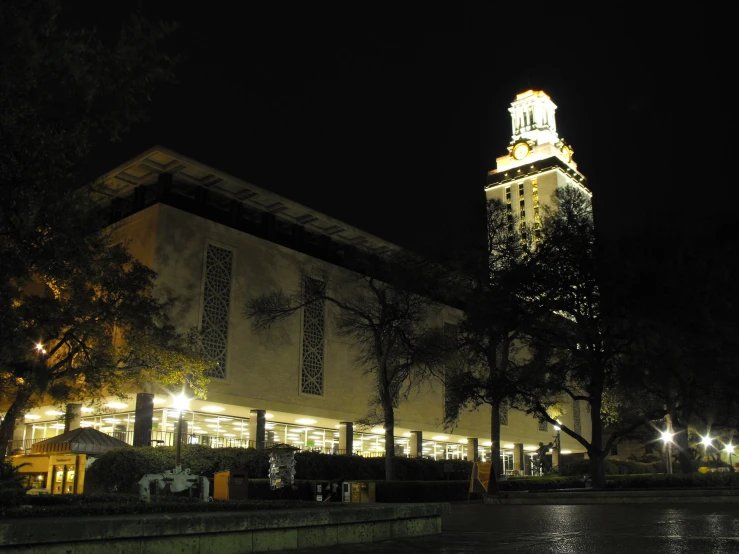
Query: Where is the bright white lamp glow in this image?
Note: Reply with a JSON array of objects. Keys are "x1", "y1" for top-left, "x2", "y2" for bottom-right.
[
  {"x1": 172, "y1": 394, "x2": 190, "y2": 414},
  {"x1": 201, "y1": 405, "x2": 225, "y2": 412},
  {"x1": 105, "y1": 402, "x2": 128, "y2": 409},
  {"x1": 432, "y1": 435, "x2": 449, "y2": 441},
  {"x1": 295, "y1": 418, "x2": 317, "y2": 425},
  {"x1": 459, "y1": 439, "x2": 468, "y2": 444},
  {"x1": 265, "y1": 413, "x2": 274, "y2": 419},
  {"x1": 701, "y1": 436, "x2": 713, "y2": 448},
  {"x1": 725, "y1": 443, "x2": 734, "y2": 453},
  {"x1": 24, "y1": 414, "x2": 41, "y2": 420},
  {"x1": 554, "y1": 425, "x2": 561, "y2": 431},
  {"x1": 45, "y1": 411, "x2": 64, "y2": 416},
  {"x1": 661, "y1": 431, "x2": 673, "y2": 443},
  {"x1": 503, "y1": 443, "x2": 515, "y2": 449}
]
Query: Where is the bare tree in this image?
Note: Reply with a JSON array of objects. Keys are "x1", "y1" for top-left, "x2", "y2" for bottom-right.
[
  {"x1": 245, "y1": 250, "x2": 445, "y2": 480},
  {"x1": 442, "y1": 199, "x2": 537, "y2": 476}
]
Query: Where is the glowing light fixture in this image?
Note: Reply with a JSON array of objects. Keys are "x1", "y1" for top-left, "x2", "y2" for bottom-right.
[
  {"x1": 105, "y1": 402, "x2": 128, "y2": 409},
  {"x1": 201, "y1": 405, "x2": 225, "y2": 413},
  {"x1": 660, "y1": 431, "x2": 673, "y2": 443},
  {"x1": 503, "y1": 443, "x2": 515, "y2": 449},
  {"x1": 45, "y1": 411, "x2": 64, "y2": 416},
  {"x1": 701, "y1": 435, "x2": 713, "y2": 448},
  {"x1": 265, "y1": 413, "x2": 274, "y2": 419},
  {"x1": 24, "y1": 414, "x2": 40, "y2": 420},
  {"x1": 459, "y1": 439, "x2": 468, "y2": 444},
  {"x1": 561, "y1": 450, "x2": 572, "y2": 454},
  {"x1": 725, "y1": 444, "x2": 734, "y2": 453},
  {"x1": 432, "y1": 435, "x2": 449, "y2": 441},
  {"x1": 295, "y1": 418, "x2": 317, "y2": 425},
  {"x1": 482, "y1": 441, "x2": 492, "y2": 447},
  {"x1": 371, "y1": 428, "x2": 385, "y2": 434}
]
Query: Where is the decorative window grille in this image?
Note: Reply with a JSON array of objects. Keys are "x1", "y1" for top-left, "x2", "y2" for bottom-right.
[
  {"x1": 573, "y1": 399, "x2": 581, "y2": 435},
  {"x1": 200, "y1": 244, "x2": 233, "y2": 379},
  {"x1": 538, "y1": 419, "x2": 548, "y2": 432},
  {"x1": 301, "y1": 277, "x2": 325, "y2": 395},
  {"x1": 499, "y1": 403, "x2": 509, "y2": 426}
]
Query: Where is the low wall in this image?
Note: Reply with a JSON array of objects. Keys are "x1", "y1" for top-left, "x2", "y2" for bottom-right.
[
  {"x1": 0, "y1": 503, "x2": 449, "y2": 553},
  {"x1": 488, "y1": 489, "x2": 739, "y2": 505}
]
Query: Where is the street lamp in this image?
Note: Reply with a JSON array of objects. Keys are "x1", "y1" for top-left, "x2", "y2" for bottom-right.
[
  {"x1": 725, "y1": 443, "x2": 734, "y2": 468},
  {"x1": 172, "y1": 393, "x2": 190, "y2": 469},
  {"x1": 660, "y1": 430, "x2": 673, "y2": 475},
  {"x1": 553, "y1": 423, "x2": 562, "y2": 476},
  {"x1": 701, "y1": 435, "x2": 713, "y2": 462}
]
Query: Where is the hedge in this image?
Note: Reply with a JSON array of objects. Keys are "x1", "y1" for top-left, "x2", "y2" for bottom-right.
[
  {"x1": 562, "y1": 459, "x2": 661, "y2": 476},
  {"x1": 85, "y1": 446, "x2": 473, "y2": 494},
  {"x1": 0, "y1": 495, "x2": 327, "y2": 519},
  {"x1": 605, "y1": 472, "x2": 739, "y2": 489}
]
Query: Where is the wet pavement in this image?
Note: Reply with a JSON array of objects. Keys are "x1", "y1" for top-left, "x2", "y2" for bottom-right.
[{"x1": 307, "y1": 503, "x2": 739, "y2": 553}]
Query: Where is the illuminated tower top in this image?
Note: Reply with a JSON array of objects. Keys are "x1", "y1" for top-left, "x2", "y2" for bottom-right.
[
  {"x1": 509, "y1": 90, "x2": 559, "y2": 146},
  {"x1": 492, "y1": 90, "x2": 581, "y2": 175}
]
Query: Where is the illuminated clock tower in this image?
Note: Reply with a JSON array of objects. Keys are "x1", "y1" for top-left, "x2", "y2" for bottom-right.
[{"x1": 485, "y1": 90, "x2": 590, "y2": 234}]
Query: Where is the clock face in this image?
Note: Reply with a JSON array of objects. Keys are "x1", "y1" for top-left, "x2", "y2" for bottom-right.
[
  {"x1": 512, "y1": 143, "x2": 530, "y2": 160},
  {"x1": 561, "y1": 146, "x2": 572, "y2": 162}
]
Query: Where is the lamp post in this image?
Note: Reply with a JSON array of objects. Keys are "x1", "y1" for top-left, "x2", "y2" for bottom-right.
[
  {"x1": 553, "y1": 424, "x2": 562, "y2": 476},
  {"x1": 661, "y1": 430, "x2": 673, "y2": 475},
  {"x1": 725, "y1": 443, "x2": 734, "y2": 468},
  {"x1": 173, "y1": 394, "x2": 190, "y2": 469},
  {"x1": 701, "y1": 435, "x2": 713, "y2": 464}
]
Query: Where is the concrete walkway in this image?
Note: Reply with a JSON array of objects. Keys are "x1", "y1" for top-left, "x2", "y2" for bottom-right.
[{"x1": 305, "y1": 503, "x2": 739, "y2": 553}]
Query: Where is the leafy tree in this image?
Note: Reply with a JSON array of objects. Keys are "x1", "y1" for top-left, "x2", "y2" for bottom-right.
[
  {"x1": 244, "y1": 251, "x2": 445, "y2": 480},
  {"x1": 517, "y1": 187, "x2": 664, "y2": 487},
  {"x1": 620, "y1": 231, "x2": 739, "y2": 473},
  {"x1": 442, "y1": 199, "x2": 537, "y2": 476},
  {"x1": 0, "y1": 1, "x2": 210, "y2": 457},
  {"x1": 0, "y1": 242, "x2": 211, "y2": 458}
]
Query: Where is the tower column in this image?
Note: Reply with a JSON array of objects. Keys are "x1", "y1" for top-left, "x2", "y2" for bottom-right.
[
  {"x1": 467, "y1": 438, "x2": 479, "y2": 462},
  {"x1": 410, "y1": 431, "x2": 423, "y2": 458},
  {"x1": 249, "y1": 409, "x2": 266, "y2": 449},
  {"x1": 339, "y1": 421, "x2": 353, "y2": 455},
  {"x1": 513, "y1": 443, "x2": 525, "y2": 474},
  {"x1": 64, "y1": 403, "x2": 82, "y2": 433}
]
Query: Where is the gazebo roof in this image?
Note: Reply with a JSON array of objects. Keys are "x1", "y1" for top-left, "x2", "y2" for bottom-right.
[{"x1": 31, "y1": 427, "x2": 130, "y2": 456}]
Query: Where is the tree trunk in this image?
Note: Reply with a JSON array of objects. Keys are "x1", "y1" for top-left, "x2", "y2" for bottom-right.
[
  {"x1": 382, "y1": 397, "x2": 395, "y2": 481},
  {"x1": 490, "y1": 399, "x2": 502, "y2": 478},
  {"x1": 589, "y1": 394, "x2": 606, "y2": 488},
  {"x1": 0, "y1": 389, "x2": 32, "y2": 461},
  {"x1": 672, "y1": 417, "x2": 693, "y2": 474}
]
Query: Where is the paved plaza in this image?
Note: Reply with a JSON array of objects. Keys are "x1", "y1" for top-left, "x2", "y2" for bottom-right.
[{"x1": 307, "y1": 503, "x2": 739, "y2": 553}]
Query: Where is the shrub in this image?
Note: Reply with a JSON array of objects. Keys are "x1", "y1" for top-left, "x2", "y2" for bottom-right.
[
  {"x1": 0, "y1": 461, "x2": 27, "y2": 506},
  {"x1": 606, "y1": 472, "x2": 739, "y2": 489},
  {"x1": 0, "y1": 498, "x2": 324, "y2": 519},
  {"x1": 86, "y1": 447, "x2": 474, "y2": 494},
  {"x1": 501, "y1": 476, "x2": 585, "y2": 491},
  {"x1": 562, "y1": 458, "x2": 660, "y2": 476}
]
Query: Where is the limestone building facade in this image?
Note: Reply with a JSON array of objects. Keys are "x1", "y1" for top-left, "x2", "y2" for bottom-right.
[{"x1": 9, "y1": 91, "x2": 591, "y2": 473}]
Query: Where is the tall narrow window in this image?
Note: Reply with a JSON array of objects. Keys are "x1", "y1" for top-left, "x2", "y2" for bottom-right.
[
  {"x1": 301, "y1": 277, "x2": 325, "y2": 395},
  {"x1": 201, "y1": 244, "x2": 233, "y2": 379},
  {"x1": 505, "y1": 186, "x2": 513, "y2": 232},
  {"x1": 500, "y1": 403, "x2": 509, "y2": 426},
  {"x1": 518, "y1": 183, "x2": 526, "y2": 221},
  {"x1": 573, "y1": 399, "x2": 581, "y2": 435},
  {"x1": 532, "y1": 179, "x2": 541, "y2": 238}
]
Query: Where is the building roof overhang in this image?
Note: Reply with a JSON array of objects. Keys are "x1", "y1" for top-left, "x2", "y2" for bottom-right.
[{"x1": 89, "y1": 145, "x2": 398, "y2": 255}]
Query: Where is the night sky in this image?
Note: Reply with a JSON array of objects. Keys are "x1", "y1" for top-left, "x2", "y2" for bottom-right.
[{"x1": 87, "y1": 4, "x2": 716, "y2": 255}]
